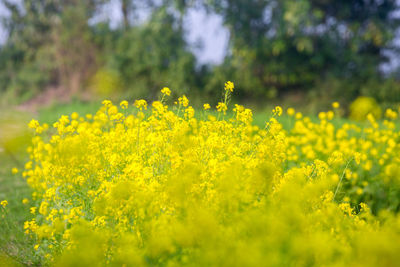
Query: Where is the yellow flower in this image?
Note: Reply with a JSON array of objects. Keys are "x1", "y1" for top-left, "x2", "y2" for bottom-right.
[
  {"x1": 161, "y1": 87, "x2": 171, "y2": 96},
  {"x1": 356, "y1": 188, "x2": 363, "y2": 195},
  {"x1": 71, "y1": 112, "x2": 79, "y2": 120},
  {"x1": 1, "y1": 200, "x2": 8, "y2": 208},
  {"x1": 385, "y1": 108, "x2": 398, "y2": 119},
  {"x1": 224, "y1": 81, "x2": 234, "y2": 92},
  {"x1": 332, "y1": 102, "x2": 340, "y2": 109},
  {"x1": 354, "y1": 152, "x2": 361, "y2": 165},
  {"x1": 120, "y1": 100, "x2": 129, "y2": 109},
  {"x1": 11, "y1": 167, "x2": 18, "y2": 174},
  {"x1": 184, "y1": 106, "x2": 195, "y2": 119},
  {"x1": 28, "y1": 119, "x2": 39, "y2": 129},
  {"x1": 318, "y1": 112, "x2": 326, "y2": 120},
  {"x1": 134, "y1": 99, "x2": 147, "y2": 111},
  {"x1": 107, "y1": 105, "x2": 118, "y2": 116},
  {"x1": 273, "y1": 106, "x2": 282, "y2": 116},
  {"x1": 216, "y1": 102, "x2": 227, "y2": 114},
  {"x1": 30, "y1": 207, "x2": 37, "y2": 215},
  {"x1": 327, "y1": 111, "x2": 334, "y2": 120},
  {"x1": 287, "y1": 107, "x2": 295, "y2": 116},
  {"x1": 101, "y1": 100, "x2": 112, "y2": 108},
  {"x1": 178, "y1": 95, "x2": 189, "y2": 107},
  {"x1": 18, "y1": 82, "x2": 400, "y2": 266}
]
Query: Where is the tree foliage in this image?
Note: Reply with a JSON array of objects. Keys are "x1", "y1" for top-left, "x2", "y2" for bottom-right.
[
  {"x1": 105, "y1": 7, "x2": 198, "y2": 98},
  {"x1": 206, "y1": 0, "x2": 400, "y2": 101},
  {"x1": 0, "y1": 0, "x2": 399, "y2": 104}
]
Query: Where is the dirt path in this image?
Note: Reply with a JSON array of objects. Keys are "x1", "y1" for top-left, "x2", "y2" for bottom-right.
[{"x1": 15, "y1": 86, "x2": 73, "y2": 113}]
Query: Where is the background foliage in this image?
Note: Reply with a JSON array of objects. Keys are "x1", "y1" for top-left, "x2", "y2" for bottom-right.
[{"x1": 1, "y1": 0, "x2": 400, "y2": 107}]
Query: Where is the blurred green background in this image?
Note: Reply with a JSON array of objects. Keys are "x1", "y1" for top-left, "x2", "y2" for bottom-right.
[{"x1": 0, "y1": 0, "x2": 400, "y2": 113}]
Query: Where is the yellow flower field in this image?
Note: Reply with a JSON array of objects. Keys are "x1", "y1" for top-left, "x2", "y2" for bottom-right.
[{"x1": 15, "y1": 83, "x2": 400, "y2": 266}]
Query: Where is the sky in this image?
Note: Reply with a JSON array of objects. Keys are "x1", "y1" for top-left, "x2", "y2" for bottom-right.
[
  {"x1": 177, "y1": 8, "x2": 230, "y2": 65},
  {"x1": 94, "y1": 0, "x2": 230, "y2": 65},
  {"x1": 0, "y1": 0, "x2": 229, "y2": 65},
  {"x1": 0, "y1": 1, "x2": 8, "y2": 45}
]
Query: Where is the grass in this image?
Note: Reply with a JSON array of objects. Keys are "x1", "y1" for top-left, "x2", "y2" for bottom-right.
[
  {"x1": 37, "y1": 100, "x2": 101, "y2": 124},
  {"x1": 0, "y1": 152, "x2": 39, "y2": 266},
  {"x1": 0, "y1": 108, "x2": 44, "y2": 266}
]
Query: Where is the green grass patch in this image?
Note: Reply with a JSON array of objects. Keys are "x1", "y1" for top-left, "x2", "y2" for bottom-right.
[
  {"x1": 0, "y1": 153, "x2": 39, "y2": 266},
  {"x1": 37, "y1": 101, "x2": 101, "y2": 125}
]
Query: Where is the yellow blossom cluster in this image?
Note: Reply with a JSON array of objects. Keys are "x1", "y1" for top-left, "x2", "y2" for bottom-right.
[
  {"x1": 224, "y1": 81, "x2": 234, "y2": 92},
  {"x1": 21, "y1": 86, "x2": 400, "y2": 266},
  {"x1": 1, "y1": 200, "x2": 8, "y2": 208},
  {"x1": 161, "y1": 87, "x2": 171, "y2": 96},
  {"x1": 284, "y1": 107, "x2": 400, "y2": 211}
]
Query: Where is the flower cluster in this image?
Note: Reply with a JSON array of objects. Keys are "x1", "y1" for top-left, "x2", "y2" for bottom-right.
[
  {"x1": 161, "y1": 87, "x2": 171, "y2": 96},
  {"x1": 224, "y1": 81, "x2": 234, "y2": 92},
  {"x1": 21, "y1": 85, "x2": 400, "y2": 266},
  {"x1": 284, "y1": 106, "x2": 400, "y2": 211},
  {"x1": 1, "y1": 200, "x2": 8, "y2": 208}
]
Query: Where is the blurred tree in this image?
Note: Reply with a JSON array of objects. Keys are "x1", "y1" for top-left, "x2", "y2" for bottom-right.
[
  {"x1": 120, "y1": 0, "x2": 157, "y2": 28},
  {"x1": 0, "y1": 0, "x2": 107, "y2": 99},
  {"x1": 103, "y1": 6, "x2": 198, "y2": 99},
  {"x1": 0, "y1": 0, "x2": 201, "y2": 102},
  {"x1": 1, "y1": 0, "x2": 399, "y2": 105},
  {"x1": 205, "y1": 0, "x2": 400, "y2": 102},
  {"x1": 121, "y1": 0, "x2": 133, "y2": 28}
]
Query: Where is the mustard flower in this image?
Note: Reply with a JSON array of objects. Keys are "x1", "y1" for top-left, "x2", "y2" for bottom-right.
[
  {"x1": 332, "y1": 102, "x2": 340, "y2": 109},
  {"x1": 178, "y1": 95, "x2": 189, "y2": 107},
  {"x1": 134, "y1": 99, "x2": 148, "y2": 111},
  {"x1": 71, "y1": 112, "x2": 79, "y2": 120},
  {"x1": 120, "y1": 100, "x2": 129, "y2": 109},
  {"x1": 287, "y1": 107, "x2": 295, "y2": 116},
  {"x1": 184, "y1": 106, "x2": 195, "y2": 119},
  {"x1": 19, "y1": 84, "x2": 400, "y2": 267},
  {"x1": 273, "y1": 106, "x2": 282, "y2": 116},
  {"x1": 1, "y1": 200, "x2": 8, "y2": 207},
  {"x1": 28, "y1": 119, "x2": 39, "y2": 129},
  {"x1": 216, "y1": 102, "x2": 227, "y2": 114},
  {"x1": 224, "y1": 81, "x2": 234, "y2": 92},
  {"x1": 102, "y1": 100, "x2": 112, "y2": 108},
  {"x1": 161, "y1": 87, "x2": 171, "y2": 96}
]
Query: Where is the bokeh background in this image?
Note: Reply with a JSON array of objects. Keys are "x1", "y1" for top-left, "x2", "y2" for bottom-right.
[{"x1": 1, "y1": 0, "x2": 400, "y2": 113}]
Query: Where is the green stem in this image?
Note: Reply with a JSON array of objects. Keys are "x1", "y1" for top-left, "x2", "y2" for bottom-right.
[{"x1": 333, "y1": 158, "x2": 353, "y2": 201}]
